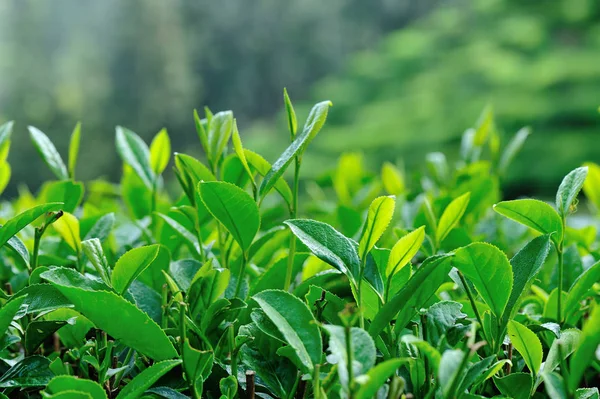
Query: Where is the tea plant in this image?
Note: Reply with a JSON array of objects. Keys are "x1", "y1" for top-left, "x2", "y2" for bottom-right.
[{"x1": 0, "y1": 92, "x2": 599, "y2": 399}]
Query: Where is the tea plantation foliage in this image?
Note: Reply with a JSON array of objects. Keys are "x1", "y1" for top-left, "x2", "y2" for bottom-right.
[{"x1": 0, "y1": 92, "x2": 599, "y2": 398}]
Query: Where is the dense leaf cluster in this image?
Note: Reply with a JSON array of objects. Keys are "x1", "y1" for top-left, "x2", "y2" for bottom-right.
[{"x1": 0, "y1": 91, "x2": 599, "y2": 398}]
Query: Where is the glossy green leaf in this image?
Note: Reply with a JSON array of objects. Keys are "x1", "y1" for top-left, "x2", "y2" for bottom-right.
[
  {"x1": 182, "y1": 339, "x2": 213, "y2": 384},
  {"x1": 285, "y1": 219, "x2": 360, "y2": 281},
  {"x1": 115, "y1": 359, "x2": 182, "y2": 399},
  {"x1": 354, "y1": 358, "x2": 406, "y2": 399},
  {"x1": 149, "y1": 128, "x2": 171, "y2": 175},
  {"x1": 25, "y1": 319, "x2": 73, "y2": 353},
  {"x1": 436, "y1": 192, "x2": 470, "y2": 244},
  {"x1": 358, "y1": 195, "x2": 395, "y2": 259},
  {"x1": 231, "y1": 120, "x2": 255, "y2": 188},
  {"x1": 46, "y1": 375, "x2": 107, "y2": 399},
  {"x1": 41, "y1": 180, "x2": 84, "y2": 214},
  {"x1": 575, "y1": 388, "x2": 599, "y2": 399},
  {"x1": 386, "y1": 226, "x2": 425, "y2": 277},
  {"x1": 8, "y1": 284, "x2": 71, "y2": 314},
  {"x1": 453, "y1": 242, "x2": 513, "y2": 318},
  {"x1": 53, "y1": 212, "x2": 81, "y2": 252},
  {"x1": 569, "y1": 305, "x2": 600, "y2": 391},
  {"x1": 207, "y1": 110, "x2": 233, "y2": 166},
  {"x1": 258, "y1": 100, "x2": 332, "y2": 198},
  {"x1": 438, "y1": 349, "x2": 465, "y2": 397},
  {"x1": 507, "y1": 320, "x2": 542, "y2": 375},
  {"x1": 81, "y1": 238, "x2": 111, "y2": 285},
  {"x1": 283, "y1": 88, "x2": 297, "y2": 137},
  {"x1": 0, "y1": 295, "x2": 26, "y2": 336},
  {"x1": 253, "y1": 289, "x2": 322, "y2": 373},
  {"x1": 0, "y1": 202, "x2": 62, "y2": 247},
  {"x1": 29, "y1": 126, "x2": 69, "y2": 180},
  {"x1": 244, "y1": 149, "x2": 293, "y2": 207},
  {"x1": 193, "y1": 109, "x2": 210, "y2": 154},
  {"x1": 493, "y1": 199, "x2": 563, "y2": 242},
  {"x1": 41, "y1": 267, "x2": 178, "y2": 361},
  {"x1": 0, "y1": 355, "x2": 54, "y2": 387},
  {"x1": 115, "y1": 126, "x2": 155, "y2": 189},
  {"x1": 6, "y1": 235, "x2": 30, "y2": 268},
  {"x1": 111, "y1": 244, "x2": 161, "y2": 295},
  {"x1": 68, "y1": 122, "x2": 81, "y2": 179},
  {"x1": 198, "y1": 181, "x2": 260, "y2": 252},
  {"x1": 556, "y1": 166, "x2": 588, "y2": 217},
  {"x1": 564, "y1": 259, "x2": 600, "y2": 318},
  {"x1": 494, "y1": 372, "x2": 533, "y2": 399}
]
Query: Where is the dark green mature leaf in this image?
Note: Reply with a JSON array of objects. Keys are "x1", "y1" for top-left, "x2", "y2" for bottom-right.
[
  {"x1": 259, "y1": 100, "x2": 332, "y2": 198},
  {"x1": 253, "y1": 289, "x2": 322, "y2": 373},
  {"x1": 285, "y1": 219, "x2": 360, "y2": 282},
  {"x1": 369, "y1": 254, "x2": 453, "y2": 338},
  {"x1": 0, "y1": 356, "x2": 53, "y2": 388},
  {"x1": 354, "y1": 358, "x2": 407, "y2": 399},
  {"x1": 24, "y1": 319, "x2": 72, "y2": 353},
  {"x1": 156, "y1": 213, "x2": 199, "y2": 254},
  {"x1": 494, "y1": 372, "x2": 533, "y2": 399},
  {"x1": 0, "y1": 202, "x2": 62, "y2": 247},
  {"x1": 508, "y1": 320, "x2": 542, "y2": 376},
  {"x1": 493, "y1": 199, "x2": 563, "y2": 242},
  {"x1": 115, "y1": 360, "x2": 182, "y2": 399},
  {"x1": 115, "y1": 126, "x2": 155, "y2": 189},
  {"x1": 28, "y1": 126, "x2": 69, "y2": 180},
  {"x1": 182, "y1": 339, "x2": 213, "y2": 384},
  {"x1": 502, "y1": 235, "x2": 552, "y2": 325},
  {"x1": 42, "y1": 268, "x2": 178, "y2": 361},
  {"x1": 198, "y1": 181, "x2": 260, "y2": 252},
  {"x1": 45, "y1": 375, "x2": 107, "y2": 399},
  {"x1": 564, "y1": 260, "x2": 600, "y2": 318},
  {"x1": 0, "y1": 295, "x2": 26, "y2": 336},
  {"x1": 569, "y1": 305, "x2": 600, "y2": 391},
  {"x1": 358, "y1": 196, "x2": 395, "y2": 259},
  {"x1": 9, "y1": 284, "x2": 71, "y2": 314},
  {"x1": 556, "y1": 166, "x2": 588, "y2": 217},
  {"x1": 111, "y1": 244, "x2": 160, "y2": 295},
  {"x1": 453, "y1": 242, "x2": 513, "y2": 318}
]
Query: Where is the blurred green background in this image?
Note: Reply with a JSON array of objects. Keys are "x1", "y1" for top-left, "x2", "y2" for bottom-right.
[{"x1": 0, "y1": 0, "x2": 598, "y2": 198}]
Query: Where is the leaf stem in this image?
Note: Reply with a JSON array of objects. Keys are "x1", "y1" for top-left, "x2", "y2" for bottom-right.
[
  {"x1": 457, "y1": 271, "x2": 489, "y2": 346},
  {"x1": 234, "y1": 252, "x2": 248, "y2": 298},
  {"x1": 284, "y1": 157, "x2": 301, "y2": 291}
]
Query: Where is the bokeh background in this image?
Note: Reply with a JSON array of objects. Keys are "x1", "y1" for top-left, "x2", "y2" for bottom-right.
[{"x1": 0, "y1": 0, "x2": 599, "y2": 198}]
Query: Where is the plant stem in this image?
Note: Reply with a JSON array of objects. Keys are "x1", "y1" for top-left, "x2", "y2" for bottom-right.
[
  {"x1": 284, "y1": 157, "x2": 301, "y2": 291},
  {"x1": 420, "y1": 313, "x2": 431, "y2": 387},
  {"x1": 31, "y1": 227, "x2": 43, "y2": 272},
  {"x1": 229, "y1": 324, "x2": 238, "y2": 383},
  {"x1": 312, "y1": 364, "x2": 321, "y2": 399},
  {"x1": 234, "y1": 252, "x2": 248, "y2": 298},
  {"x1": 457, "y1": 271, "x2": 489, "y2": 346},
  {"x1": 557, "y1": 242, "x2": 564, "y2": 324}
]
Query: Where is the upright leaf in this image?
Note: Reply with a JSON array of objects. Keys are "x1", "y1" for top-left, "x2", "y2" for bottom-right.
[
  {"x1": 354, "y1": 359, "x2": 406, "y2": 399},
  {"x1": 582, "y1": 162, "x2": 600, "y2": 211},
  {"x1": 453, "y1": 243, "x2": 513, "y2": 318},
  {"x1": 564, "y1": 260, "x2": 600, "y2": 317},
  {"x1": 68, "y1": 122, "x2": 81, "y2": 179},
  {"x1": 386, "y1": 226, "x2": 425, "y2": 277},
  {"x1": 197, "y1": 181, "x2": 260, "y2": 252},
  {"x1": 111, "y1": 244, "x2": 161, "y2": 295},
  {"x1": 507, "y1": 320, "x2": 542, "y2": 376},
  {"x1": 115, "y1": 126, "x2": 155, "y2": 189},
  {"x1": 29, "y1": 126, "x2": 69, "y2": 180},
  {"x1": 436, "y1": 192, "x2": 470, "y2": 244},
  {"x1": 244, "y1": 149, "x2": 293, "y2": 208},
  {"x1": 498, "y1": 127, "x2": 531, "y2": 175},
  {"x1": 283, "y1": 88, "x2": 297, "y2": 137},
  {"x1": 253, "y1": 290, "x2": 322, "y2": 373},
  {"x1": 0, "y1": 295, "x2": 26, "y2": 336},
  {"x1": 115, "y1": 360, "x2": 182, "y2": 399},
  {"x1": 358, "y1": 196, "x2": 395, "y2": 259},
  {"x1": 149, "y1": 128, "x2": 171, "y2": 175},
  {"x1": 259, "y1": 100, "x2": 332, "y2": 198},
  {"x1": 493, "y1": 199, "x2": 563, "y2": 243},
  {"x1": 569, "y1": 305, "x2": 600, "y2": 391},
  {"x1": 231, "y1": 120, "x2": 255, "y2": 188},
  {"x1": 81, "y1": 239, "x2": 111, "y2": 285},
  {"x1": 207, "y1": 110, "x2": 233, "y2": 166},
  {"x1": 0, "y1": 202, "x2": 62, "y2": 247},
  {"x1": 556, "y1": 166, "x2": 588, "y2": 217},
  {"x1": 53, "y1": 212, "x2": 81, "y2": 253}
]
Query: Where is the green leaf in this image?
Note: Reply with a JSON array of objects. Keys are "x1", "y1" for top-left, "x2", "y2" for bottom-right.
[
  {"x1": 41, "y1": 180, "x2": 85, "y2": 214},
  {"x1": 258, "y1": 100, "x2": 332, "y2": 198},
  {"x1": 436, "y1": 192, "x2": 470, "y2": 244},
  {"x1": 0, "y1": 355, "x2": 54, "y2": 387},
  {"x1": 556, "y1": 166, "x2": 588, "y2": 217},
  {"x1": 115, "y1": 126, "x2": 155, "y2": 189},
  {"x1": 285, "y1": 219, "x2": 360, "y2": 282},
  {"x1": 575, "y1": 388, "x2": 599, "y2": 399},
  {"x1": 244, "y1": 149, "x2": 293, "y2": 208},
  {"x1": 0, "y1": 295, "x2": 26, "y2": 336},
  {"x1": 6, "y1": 235, "x2": 30, "y2": 268},
  {"x1": 354, "y1": 358, "x2": 406, "y2": 399},
  {"x1": 323, "y1": 325, "x2": 376, "y2": 392},
  {"x1": 564, "y1": 259, "x2": 600, "y2": 318},
  {"x1": 541, "y1": 372, "x2": 567, "y2": 399},
  {"x1": 498, "y1": 127, "x2": 531, "y2": 175},
  {"x1": 569, "y1": 305, "x2": 600, "y2": 391},
  {"x1": 182, "y1": 339, "x2": 213, "y2": 384},
  {"x1": 231, "y1": 120, "x2": 256, "y2": 188},
  {"x1": 198, "y1": 181, "x2": 260, "y2": 252},
  {"x1": 381, "y1": 162, "x2": 405, "y2": 196},
  {"x1": 507, "y1": 320, "x2": 543, "y2": 376},
  {"x1": 8, "y1": 284, "x2": 71, "y2": 314},
  {"x1": 84, "y1": 213, "x2": 115, "y2": 242},
  {"x1": 494, "y1": 372, "x2": 533, "y2": 399},
  {"x1": 193, "y1": 109, "x2": 210, "y2": 155},
  {"x1": 207, "y1": 110, "x2": 233, "y2": 167},
  {"x1": 52, "y1": 212, "x2": 81, "y2": 253},
  {"x1": 386, "y1": 226, "x2": 425, "y2": 277},
  {"x1": 41, "y1": 267, "x2": 178, "y2": 361},
  {"x1": 252, "y1": 289, "x2": 322, "y2": 373},
  {"x1": 453, "y1": 242, "x2": 513, "y2": 318},
  {"x1": 68, "y1": 122, "x2": 81, "y2": 179},
  {"x1": 111, "y1": 244, "x2": 161, "y2": 295},
  {"x1": 156, "y1": 213, "x2": 199, "y2": 254},
  {"x1": 29, "y1": 126, "x2": 69, "y2": 180},
  {"x1": 149, "y1": 128, "x2": 171, "y2": 175},
  {"x1": 369, "y1": 254, "x2": 453, "y2": 338},
  {"x1": 0, "y1": 202, "x2": 62, "y2": 247},
  {"x1": 438, "y1": 349, "x2": 466, "y2": 397},
  {"x1": 543, "y1": 329, "x2": 580, "y2": 378},
  {"x1": 501, "y1": 235, "x2": 552, "y2": 325},
  {"x1": 425, "y1": 301, "x2": 467, "y2": 347},
  {"x1": 115, "y1": 359, "x2": 182, "y2": 399},
  {"x1": 493, "y1": 199, "x2": 563, "y2": 243},
  {"x1": 81, "y1": 238, "x2": 111, "y2": 285},
  {"x1": 582, "y1": 162, "x2": 600, "y2": 211},
  {"x1": 46, "y1": 375, "x2": 107, "y2": 399},
  {"x1": 25, "y1": 319, "x2": 73, "y2": 354},
  {"x1": 283, "y1": 88, "x2": 297, "y2": 137},
  {"x1": 358, "y1": 196, "x2": 395, "y2": 259}
]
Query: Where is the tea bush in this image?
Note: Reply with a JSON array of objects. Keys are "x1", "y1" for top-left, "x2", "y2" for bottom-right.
[{"x1": 0, "y1": 91, "x2": 599, "y2": 398}]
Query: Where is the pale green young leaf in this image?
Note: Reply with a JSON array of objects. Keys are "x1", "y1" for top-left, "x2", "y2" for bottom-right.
[
  {"x1": 111, "y1": 244, "x2": 161, "y2": 295},
  {"x1": 207, "y1": 110, "x2": 233, "y2": 166},
  {"x1": 259, "y1": 100, "x2": 332, "y2": 198},
  {"x1": 149, "y1": 128, "x2": 171, "y2": 175},
  {"x1": 0, "y1": 202, "x2": 62, "y2": 247},
  {"x1": 198, "y1": 181, "x2": 260, "y2": 252},
  {"x1": 283, "y1": 88, "x2": 298, "y2": 137},
  {"x1": 386, "y1": 226, "x2": 425, "y2": 277},
  {"x1": 253, "y1": 289, "x2": 322, "y2": 373},
  {"x1": 28, "y1": 126, "x2": 69, "y2": 180},
  {"x1": 556, "y1": 166, "x2": 588, "y2": 217},
  {"x1": 81, "y1": 238, "x2": 111, "y2": 286},
  {"x1": 453, "y1": 242, "x2": 513, "y2": 318},
  {"x1": 231, "y1": 120, "x2": 255, "y2": 188},
  {"x1": 494, "y1": 199, "x2": 563, "y2": 243},
  {"x1": 115, "y1": 126, "x2": 155, "y2": 189},
  {"x1": 68, "y1": 122, "x2": 81, "y2": 180},
  {"x1": 354, "y1": 358, "x2": 407, "y2": 399},
  {"x1": 508, "y1": 320, "x2": 543, "y2": 375},
  {"x1": 52, "y1": 212, "x2": 81, "y2": 253},
  {"x1": 244, "y1": 149, "x2": 292, "y2": 208},
  {"x1": 498, "y1": 127, "x2": 531, "y2": 175},
  {"x1": 115, "y1": 360, "x2": 182, "y2": 399},
  {"x1": 193, "y1": 109, "x2": 210, "y2": 156},
  {"x1": 0, "y1": 121, "x2": 13, "y2": 161},
  {"x1": 359, "y1": 195, "x2": 395, "y2": 259},
  {"x1": 582, "y1": 162, "x2": 600, "y2": 211},
  {"x1": 381, "y1": 162, "x2": 405, "y2": 196},
  {"x1": 569, "y1": 305, "x2": 600, "y2": 391},
  {"x1": 436, "y1": 192, "x2": 470, "y2": 244},
  {"x1": 473, "y1": 105, "x2": 494, "y2": 146}
]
